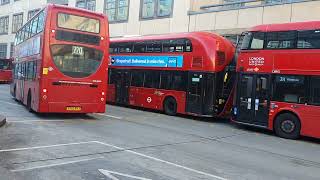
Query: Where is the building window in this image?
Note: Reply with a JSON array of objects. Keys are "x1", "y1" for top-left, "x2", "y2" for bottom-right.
[
  {"x1": 76, "y1": 0, "x2": 96, "y2": 11},
  {"x1": 0, "y1": 44, "x2": 7, "y2": 58},
  {"x1": 265, "y1": 0, "x2": 285, "y2": 4},
  {"x1": 1, "y1": 0, "x2": 9, "y2": 5},
  {"x1": 223, "y1": 0, "x2": 244, "y2": 9},
  {"x1": 12, "y1": 13, "x2": 23, "y2": 33},
  {"x1": 0, "y1": 16, "x2": 9, "y2": 34},
  {"x1": 104, "y1": 0, "x2": 129, "y2": 22},
  {"x1": 10, "y1": 43, "x2": 14, "y2": 57},
  {"x1": 140, "y1": 0, "x2": 173, "y2": 19},
  {"x1": 28, "y1": 9, "x2": 40, "y2": 20}
]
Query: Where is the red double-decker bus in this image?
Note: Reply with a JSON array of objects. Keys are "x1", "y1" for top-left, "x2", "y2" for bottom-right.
[
  {"x1": 10, "y1": 4, "x2": 109, "y2": 113},
  {"x1": 233, "y1": 21, "x2": 320, "y2": 139},
  {"x1": 107, "y1": 32, "x2": 235, "y2": 117},
  {"x1": 0, "y1": 58, "x2": 12, "y2": 83}
]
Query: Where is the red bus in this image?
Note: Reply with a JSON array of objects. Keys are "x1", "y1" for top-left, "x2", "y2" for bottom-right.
[
  {"x1": 10, "y1": 4, "x2": 109, "y2": 113},
  {"x1": 233, "y1": 21, "x2": 320, "y2": 139},
  {"x1": 0, "y1": 58, "x2": 13, "y2": 83},
  {"x1": 107, "y1": 32, "x2": 235, "y2": 117}
]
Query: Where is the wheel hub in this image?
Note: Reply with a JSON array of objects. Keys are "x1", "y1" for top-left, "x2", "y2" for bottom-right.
[{"x1": 281, "y1": 120, "x2": 295, "y2": 133}]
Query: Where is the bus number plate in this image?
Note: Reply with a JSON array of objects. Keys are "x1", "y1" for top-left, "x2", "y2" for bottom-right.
[
  {"x1": 72, "y1": 46, "x2": 84, "y2": 56},
  {"x1": 66, "y1": 107, "x2": 82, "y2": 111}
]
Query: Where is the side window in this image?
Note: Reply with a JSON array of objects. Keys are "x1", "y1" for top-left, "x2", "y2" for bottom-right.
[
  {"x1": 310, "y1": 77, "x2": 320, "y2": 105},
  {"x1": 160, "y1": 71, "x2": 172, "y2": 90},
  {"x1": 297, "y1": 30, "x2": 320, "y2": 49},
  {"x1": 33, "y1": 61, "x2": 37, "y2": 79},
  {"x1": 110, "y1": 44, "x2": 119, "y2": 54},
  {"x1": 133, "y1": 42, "x2": 146, "y2": 53},
  {"x1": 172, "y1": 72, "x2": 186, "y2": 91},
  {"x1": 266, "y1": 31, "x2": 296, "y2": 49},
  {"x1": 131, "y1": 70, "x2": 144, "y2": 87},
  {"x1": 185, "y1": 39, "x2": 192, "y2": 52},
  {"x1": 36, "y1": 11, "x2": 44, "y2": 33},
  {"x1": 250, "y1": 32, "x2": 265, "y2": 49},
  {"x1": 118, "y1": 43, "x2": 133, "y2": 53},
  {"x1": 31, "y1": 16, "x2": 38, "y2": 36},
  {"x1": 272, "y1": 75, "x2": 306, "y2": 104},
  {"x1": 108, "y1": 68, "x2": 115, "y2": 84},
  {"x1": 146, "y1": 41, "x2": 162, "y2": 53},
  {"x1": 163, "y1": 39, "x2": 185, "y2": 52},
  {"x1": 144, "y1": 71, "x2": 160, "y2": 88}
]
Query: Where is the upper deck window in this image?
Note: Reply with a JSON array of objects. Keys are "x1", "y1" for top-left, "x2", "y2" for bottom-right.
[
  {"x1": 297, "y1": 30, "x2": 320, "y2": 49},
  {"x1": 241, "y1": 32, "x2": 264, "y2": 50},
  {"x1": 57, "y1": 13, "x2": 100, "y2": 34},
  {"x1": 266, "y1": 31, "x2": 296, "y2": 49}
]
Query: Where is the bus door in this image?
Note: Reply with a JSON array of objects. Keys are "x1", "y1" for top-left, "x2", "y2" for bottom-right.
[
  {"x1": 115, "y1": 70, "x2": 130, "y2": 105},
  {"x1": 18, "y1": 63, "x2": 26, "y2": 101},
  {"x1": 186, "y1": 72, "x2": 204, "y2": 114},
  {"x1": 236, "y1": 74, "x2": 270, "y2": 127}
]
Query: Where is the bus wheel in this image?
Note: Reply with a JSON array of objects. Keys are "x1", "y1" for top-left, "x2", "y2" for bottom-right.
[
  {"x1": 27, "y1": 92, "x2": 32, "y2": 112},
  {"x1": 274, "y1": 113, "x2": 301, "y2": 139},
  {"x1": 163, "y1": 97, "x2": 177, "y2": 116}
]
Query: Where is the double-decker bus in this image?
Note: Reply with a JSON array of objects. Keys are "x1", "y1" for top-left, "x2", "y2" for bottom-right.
[
  {"x1": 233, "y1": 21, "x2": 320, "y2": 139},
  {"x1": 10, "y1": 4, "x2": 109, "y2": 113},
  {"x1": 0, "y1": 58, "x2": 12, "y2": 83},
  {"x1": 107, "y1": 32, "x2": 235, "y2": 117}
]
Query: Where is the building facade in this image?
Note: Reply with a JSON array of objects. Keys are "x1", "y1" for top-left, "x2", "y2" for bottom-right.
[{"x1": 0, "y1": 0, "x2": 319, "y2": 58}]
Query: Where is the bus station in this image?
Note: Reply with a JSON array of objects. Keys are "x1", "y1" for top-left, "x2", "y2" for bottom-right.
[{"x1": 0, "y1": 0, "x2": 320, "y2": 180}]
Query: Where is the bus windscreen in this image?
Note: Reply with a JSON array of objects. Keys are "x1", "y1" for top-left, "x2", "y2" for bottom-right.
[{"x1": 57, "y1": 13, "x2": 100, "y2": 34}]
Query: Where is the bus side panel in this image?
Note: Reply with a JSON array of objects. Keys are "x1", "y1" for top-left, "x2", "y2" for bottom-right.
[
  {"x1": 129, "y1": 87, "x2": 186, "y2": 114},
  {"x1": 107, "y1": 84, "x2": 116, "y2": 103},
  {"x1": 269, "y1": 102, "x2": 320, "y2": 139}
]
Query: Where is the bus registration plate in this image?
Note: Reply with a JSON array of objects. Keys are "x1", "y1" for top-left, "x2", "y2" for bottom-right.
[{"x1": 66, "y1": 107, "x2": 82, "y2": 111}]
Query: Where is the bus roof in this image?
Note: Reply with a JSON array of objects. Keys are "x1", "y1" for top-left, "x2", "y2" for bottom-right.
[
  {"x1": 249, "y1": 21, "x2": 320, "y2": 32},
  {"x1": 111, "y1": 32, "x2": 227, "y2": 43},
  {"x1": 48, "y1": 4, "x2": 106, "y2": 18}
]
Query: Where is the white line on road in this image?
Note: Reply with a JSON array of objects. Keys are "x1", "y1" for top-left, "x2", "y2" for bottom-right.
[
  {"x1": 99, "y1": 169, "x2": 152, "y2": 180},
  {"x1": 94, "y1": 141, "x2": 228, "y2": 180},
  {"x1": 11, "y1": 157, "x2": 103, "y2": 172},
  {"x1": 95, "y1": 113, "x2": 123, "y2": 120},
  {"x1": 0, "y1": 141, "x2": 98, "y2": 153}
]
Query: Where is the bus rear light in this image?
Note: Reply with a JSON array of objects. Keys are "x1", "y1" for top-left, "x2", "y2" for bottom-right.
[
  {"x1": 101, "y1": 37, "x2": 104, "y2": 40},
  {"x1": 43, "y1": 95, "x2": 47, "y2": 100},
  {"x1": 101, "y1": 98, "x2": 104, "y2": 101},
  {"x1": 51, "y1": 30, "x2": 55, "y2": 33},
  {"x1": 43, "y1": 89, "x2": 47, "y2": 93},
  {"x1": 102, "y1": 92, "x2": 105, "y2": 95}
]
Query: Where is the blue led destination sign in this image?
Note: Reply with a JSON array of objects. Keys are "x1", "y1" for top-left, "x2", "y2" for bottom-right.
[{"x1": 110, "y1": 55, "x2": 184, "y2": 68}]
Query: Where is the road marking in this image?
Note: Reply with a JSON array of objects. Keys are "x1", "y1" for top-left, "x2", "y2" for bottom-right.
[
  {"x1": 0, "y1": 100, "x2": 19, "y2": 106},
  {"x1": 95, "y1": 113, "x2": 123, "y2": 120},
  {"x1": 99, "y1": 169, "x2": 152, "y2": 180},
  {"x1": 9, "y1": 120, "x2": 67, "y2": 123},
  {"x1": 0, "y1": 141, "x2": 98, "y2": 153},
  {"x1": 12, "y1": 157, "x2": 103, "y2": 172},
  {"x1": 94, "y1": 141, "x2": 228, "y2": 180}
]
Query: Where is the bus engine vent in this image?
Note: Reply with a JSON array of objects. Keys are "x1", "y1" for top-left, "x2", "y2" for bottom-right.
[
  {"x1": 217, "y1": 51, "x2": 226, "y2": 66},
  {"x1": 192, "y1": 56, "x2": 203, "y2": 68},
  {"x1": 56, "y1": 30, "x2": 100, "y2": 45}
]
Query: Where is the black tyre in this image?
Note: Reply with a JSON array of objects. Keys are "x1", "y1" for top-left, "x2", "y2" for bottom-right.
[
  {"x1": 26, "y1": 92, "x2": 32, "y2": 112},
  {"x1": 274, "y1": 113, "x2": 301, "y2": 139},
  {"x1": 163, "y1": 97, "x2": 177, "y2": 116}
]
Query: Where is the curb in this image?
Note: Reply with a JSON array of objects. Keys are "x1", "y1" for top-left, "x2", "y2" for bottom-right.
[{"x1": 0, "y1": 115, "x2": 6, "y2": 127}]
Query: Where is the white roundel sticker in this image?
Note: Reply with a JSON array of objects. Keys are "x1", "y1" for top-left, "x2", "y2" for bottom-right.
[{"x1": 147, "y1": 97, "x2": 152, "y2": 103}]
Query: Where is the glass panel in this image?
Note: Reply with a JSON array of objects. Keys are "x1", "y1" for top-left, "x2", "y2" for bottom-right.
[
  {"x1": 272, "y1": 75, "x2": 306, "y2": 104},
  {"x1": 297, "y1": 30, "x2": 320, "y2": 49},
  {"x1": 51, "y1": 45, "x2": 103, "y2": 78},
  {"x1": 158, "y1": 0, "x2": 172, "y2": 17},
  {"x1": 266, "y1": 31, "x2": 296, "y2": 49},
  {"x1": 250, "y1": 32, "x2": 264, "y2": 49},
  {"x1": 310, "y1": 77, "x2": 320, "y2": 106},
  {"x1": 241, "y1": 32, "x2": 252, "y2": 50},
  {"x1": 142, "y1": 0, "x2": 155, "y2": 18},
  {"x1": 57, "y1": 13, "x2": 100, "y2": 34}
]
